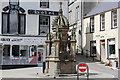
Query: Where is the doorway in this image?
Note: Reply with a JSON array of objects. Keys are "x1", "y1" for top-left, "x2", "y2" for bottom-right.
[
  {"x1": 100, "y1": 40, "x2": 105, "y2": 61},
  {"x1": 90, "y1": 41, "x2": 97, "y2": 57},
  {"x1": 37, "y1": 48, "x2": 44, "y2": 63}
]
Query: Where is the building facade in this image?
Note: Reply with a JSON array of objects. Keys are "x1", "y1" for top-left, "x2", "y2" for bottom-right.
[
  {"x1": 83, "y1": 1, "x2": 120, "y2": 65},
  {"x1": 68, "y1": 0, "x2": 100, "y2": 54},
  {"x1": 0, "y1": 0, "x2": 68, "y2": 65}
]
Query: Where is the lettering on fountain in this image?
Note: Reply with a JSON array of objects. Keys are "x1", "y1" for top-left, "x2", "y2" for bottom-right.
[{"x1": 45, "y1": 2, "x2": 76, "y2": 76}]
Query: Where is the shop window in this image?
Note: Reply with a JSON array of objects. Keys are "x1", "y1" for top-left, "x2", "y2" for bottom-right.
[
  {"x1": 12, "y1": 45, "x2": 19, "y2": 57},
  {"x1": 108, "y1": 39, "x2": 116, "y2": 58},
  {"x1": 39, "y1": 16, "x2": 50, "y2": 35},
  {"x1": 29, "y1": 45, "x2": 37, "y2": 56},
  {"x1": 3, "y1": 45, "x2": 10, "y2": 57},
  {"x1": 100, "y1": 13, "x2": 105, "y2": 31},
  {"x1": 109, "y1": 45, "x2": 115, "y2": 54},
  {"x1": 111, "y1": 10, "x2": 117, "y2": 29},
  {"x1": 90, "y1": 17, "x2": 94, "y2": 33},
  {"x1": 40, "y1": 0, "x2": 49, "y2": 8},
  {"x1": 20, "y1": 45, "x2": 28, "y2": 57}
]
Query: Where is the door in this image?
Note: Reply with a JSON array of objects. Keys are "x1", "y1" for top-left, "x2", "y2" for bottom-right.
[
  {"x1": 0, "y1": 45, "x2": 2, "y2": 65},
  {"x1": 37, "y1": 48, "x2": 44, "y2": 63}
]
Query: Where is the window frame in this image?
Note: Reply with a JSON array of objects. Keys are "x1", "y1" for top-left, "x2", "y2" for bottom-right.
[
  {"x1": 107, "y1": 38, "x2": 116, "y2": 59},
  {"x1": 2, "y1": 0, "x2": 26, "y2": 35},
  {"x1": 90, "y1": 17, "x2": 94, "y2": 33},
  {"x1": 100, "y1": 13, "x2": 105, "y2": 31},
  {"x1": 2, "y1": 12, "x2": 26, "y2": 34},
  {"x1": 39, "y1": 15, "x2": 50, "y2": 35},
  {"x1": 111, "y1": 9, "x2": 117, "y2": 29},
  {"x1": 40, "y1": 0, "x2": 49, "y2": 8}
]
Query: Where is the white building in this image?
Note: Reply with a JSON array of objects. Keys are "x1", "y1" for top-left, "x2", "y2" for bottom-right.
[
  {"x1": 68, "y1": 0, "x2": 100, "y2": 54},
  {"x1": 83, "y1": 0, "x2": 120, "y2": 66},
  {"x1": 0, "y1": 0, "x2": 68, "y2": 65}
]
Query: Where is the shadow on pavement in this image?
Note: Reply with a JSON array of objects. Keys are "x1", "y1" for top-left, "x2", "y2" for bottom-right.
[{"x1": 76, "y1": 54, "x2": 100, "y2": 64}]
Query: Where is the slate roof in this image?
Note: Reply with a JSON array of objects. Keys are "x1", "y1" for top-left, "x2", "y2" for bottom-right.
[{"x1": 85, "y1": 0, "x2": 120, "y2": 17}]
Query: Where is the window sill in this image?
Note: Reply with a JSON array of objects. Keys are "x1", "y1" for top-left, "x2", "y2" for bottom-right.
[
  {"x1": 85, "y1": 32, "x2": 94, "y2": 34},
  {"x1": 111, "y1": 27, "x2": 117, "y2": 29},
  {"x1": 109, "y1": 54, "x2": 116, "y2": 59},
  {"x1": 90, "y1": 32, "x2": 94, "y2": 33},
  {"x1": 100, "y1": 30, "x2": 105, "y2": 31}
]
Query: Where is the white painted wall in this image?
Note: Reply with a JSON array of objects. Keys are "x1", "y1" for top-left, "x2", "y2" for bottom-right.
[
  {"x1": 83, "y1": 10, "x2": 118, "y2": 61},
  {"x1": 0, "y1": 0, "x2": 68, "y2": 35}
]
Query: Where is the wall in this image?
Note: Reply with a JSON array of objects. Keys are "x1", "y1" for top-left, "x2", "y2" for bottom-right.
[
  {"x1": 83, "y1": 10, "x2": 118, "y2": 61},
  {"x1": 0, "y1": 0, "x2": 68, "y2": 35}
]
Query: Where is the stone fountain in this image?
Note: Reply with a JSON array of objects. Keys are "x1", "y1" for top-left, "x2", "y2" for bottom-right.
[{"x1": 45, "y1": 2, "x2": 76, "y2": 77}]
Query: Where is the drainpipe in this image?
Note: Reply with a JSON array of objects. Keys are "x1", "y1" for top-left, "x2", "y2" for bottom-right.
[{"x1": 81, "y1": 0, "x2": 83, "y2": 55}]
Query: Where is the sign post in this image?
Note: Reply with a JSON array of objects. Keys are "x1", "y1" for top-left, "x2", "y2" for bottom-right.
[{"x1": 77, "y1": 62, "x2": 89, "y2": 80}]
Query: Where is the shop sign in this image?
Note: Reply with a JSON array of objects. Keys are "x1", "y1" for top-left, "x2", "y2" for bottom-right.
[
  {"x1": 0, "y1": 37, "x2": 46, "y2": 45},
  {"x1": 28, "y1": 9, "x2": 59, "y2": 16},
  {"x1": 0, "y1": 38, "x2": 22, "y2": 42}
]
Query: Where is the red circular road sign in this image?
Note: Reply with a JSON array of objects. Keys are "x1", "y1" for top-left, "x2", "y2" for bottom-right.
[{"x1": 78, "y1": 64, "x2": 87, "y2": 72}]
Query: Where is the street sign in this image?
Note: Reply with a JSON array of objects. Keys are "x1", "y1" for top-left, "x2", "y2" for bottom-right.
[
  {"x1": 77, "y1": 62, "x2": 89, "y2": 80},
  {"x1": 28, "y1": 9, "x2": 59, "y2": 16},
  {"x1": 78, "y1": 64, "x2": 87, "y2": 73}
]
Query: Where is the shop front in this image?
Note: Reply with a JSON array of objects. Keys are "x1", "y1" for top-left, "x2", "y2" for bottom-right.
[
  {"x1": 108, "y1": 38, "x2": 116, "y2": 59},
  {"x1": 1, "y1": 36, "x2": 46, "y2": 65}
]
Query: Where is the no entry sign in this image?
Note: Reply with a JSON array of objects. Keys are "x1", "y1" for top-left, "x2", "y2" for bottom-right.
[
  {"x1": 76, "y1": 62, "x2": 89, "y2": 80},
  {"x1": 78, "y1": 64, "x2": 87, "y2": 72}
]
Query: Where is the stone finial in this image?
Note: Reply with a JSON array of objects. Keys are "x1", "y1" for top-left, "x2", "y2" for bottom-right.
[{"x1": 59, "y1": 2, "x2": 63, "y2": 15}]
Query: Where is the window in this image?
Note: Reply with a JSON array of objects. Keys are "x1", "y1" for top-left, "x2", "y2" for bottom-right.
[
  {"x1": 111, "y1": 10, "x2": 117, "y2": 29},
  {"x1": 90, "y1": 17, "x2": 94, "y2": 33},
  {"x1": 100, "y1": 13, "x2": 105, "y2": 31},
  {"x1": 40, "y1": 0, "x2": 49, "y2": 8},
  {"x1": 39, "y1": 16, "x2": 50, "y2": 35},
  {"x1": 2, "y1": 1, "x2": 26, "y2": 34},
  {"x1": 76, "y1": 6, "x2": 80, "y2": 21},
  {"x1": 12, "y1": 45, "x2": 19, "y2": 57},
  {"x1": 2, "y1": 13, "x2": 26, "y2": 34},
  {"x1": 108, "y1": 39, "x2": 116, "y2": 58}
]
